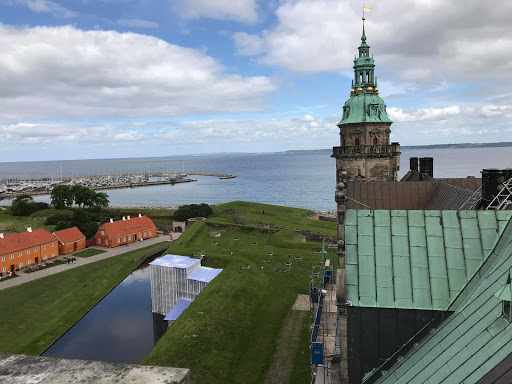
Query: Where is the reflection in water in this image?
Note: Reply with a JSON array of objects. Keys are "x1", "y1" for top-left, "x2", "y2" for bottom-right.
[
  {"x1": 152, "y1": 312, "x2": 167, "y2": 345},
  {"x1": 43, "y1": 255, "x2": 167, "y2": 364}
]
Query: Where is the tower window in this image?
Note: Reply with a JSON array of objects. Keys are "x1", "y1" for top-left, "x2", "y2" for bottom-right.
[
  {"x1": 373, "y1": 137, "x2": 378, "y2": 145},
  {"x1": 355, "y1": 138, "x2": 360, "y2": 146}
]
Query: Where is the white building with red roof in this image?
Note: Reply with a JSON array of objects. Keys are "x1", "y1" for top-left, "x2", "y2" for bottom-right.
[{"x1": 95, "y1": 214, "x2": 157, "y2": 248}]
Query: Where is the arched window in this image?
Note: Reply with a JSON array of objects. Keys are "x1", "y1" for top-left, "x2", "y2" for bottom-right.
[
  {"x1": 355, "y1": 138, "x2": 360, "y2": 146},
  {"x1": 373, "y1": 137, "x2": 378, "y2": 145}
]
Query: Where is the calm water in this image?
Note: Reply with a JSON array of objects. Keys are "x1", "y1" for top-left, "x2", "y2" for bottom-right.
[
  {"x1": 2, "y1": 147, "x2": 512, "y2": 211},
  {"x1": 42, "y1": 258, "x2": 166, "y2": 363}
]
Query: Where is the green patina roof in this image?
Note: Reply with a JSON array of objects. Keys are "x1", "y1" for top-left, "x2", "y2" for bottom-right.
[
  {"x1": 371, "y1": 213, "x2": 512, "y2": 384},
  {"x1": 345, "y1": 209, "x2": 512, "y2": 310},
  {"x1": 338, "y1": 93, "x2": 392, "y2": 126},
  {"x1": 338, "y1": 23, "x2": 392, "y2": 126}
]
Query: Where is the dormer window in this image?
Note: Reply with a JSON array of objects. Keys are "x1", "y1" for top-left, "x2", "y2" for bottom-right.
[{"x1": 495, "y1": 273, "x2": 512, "y2": 322}]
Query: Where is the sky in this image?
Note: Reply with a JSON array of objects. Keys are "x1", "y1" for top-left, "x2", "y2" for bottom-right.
[{"x1": 0, "y1": 0, "x2": 511, "y2": 161}]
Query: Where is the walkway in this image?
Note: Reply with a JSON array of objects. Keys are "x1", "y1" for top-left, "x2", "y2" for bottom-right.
[
  {"x1": 315, "y1": 281, "x2": 341, "y2": 384},
  {"x1": 0, "y1": 235, "x2": 168, "y2": 290}
]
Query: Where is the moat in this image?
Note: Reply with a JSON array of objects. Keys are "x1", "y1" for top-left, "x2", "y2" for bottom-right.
[{"x1": 43, "y1": 256, "x2": 166, "y2": 363}]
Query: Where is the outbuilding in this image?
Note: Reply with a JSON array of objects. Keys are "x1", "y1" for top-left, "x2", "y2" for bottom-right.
[
  {"x1": 95, "y1": 214, "x2": 157, "y2": 248},
  {"x1": 53, "y1": 227, "x2": 86, "y2": 255}
]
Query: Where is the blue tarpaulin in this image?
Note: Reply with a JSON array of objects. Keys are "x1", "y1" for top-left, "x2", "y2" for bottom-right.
[
  {"x1": 150, "y1": 254, "x2": 199, "y2": 268},
  {"x1": 186, "y1": 266, "x2": 222, "y2": 283},
  {"x1": 164, "y1": 299, "x2": 192, "y2": 321}
]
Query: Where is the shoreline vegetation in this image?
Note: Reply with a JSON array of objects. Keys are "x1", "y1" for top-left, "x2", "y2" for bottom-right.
[{"x1": 281, "y1": 141, "x2": 512, "y2": 153}]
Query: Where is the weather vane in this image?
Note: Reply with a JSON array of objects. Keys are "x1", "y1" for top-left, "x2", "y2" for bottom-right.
[{"x1": 362, "y1": 5, "x2": 372, "y2": 20}]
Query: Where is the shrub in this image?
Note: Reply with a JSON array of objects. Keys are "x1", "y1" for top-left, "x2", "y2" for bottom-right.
[
  {"x1": 45, "y1": 214, "x2": 72, "y2": 225},
  {"x1": 173, "y1": 203, "x2": 212, "y2": 222}
]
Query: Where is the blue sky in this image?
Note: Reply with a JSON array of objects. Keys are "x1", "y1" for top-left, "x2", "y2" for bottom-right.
[{"x1": 0, "y1": 0, "x2": 511, "y2": 161}]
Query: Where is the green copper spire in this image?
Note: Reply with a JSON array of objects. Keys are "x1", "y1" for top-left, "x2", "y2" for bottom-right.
[{"x1": 338, "y1": 19, "x2": 392, "y2": 126}]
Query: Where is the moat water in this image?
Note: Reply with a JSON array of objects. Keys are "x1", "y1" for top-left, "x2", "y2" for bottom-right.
[
  {"x1": 2, "y1": 147, "x2": 512, "y2": 211},
  {"x1": 42, "y1": 256, "x2": 166, "y2": 363}
]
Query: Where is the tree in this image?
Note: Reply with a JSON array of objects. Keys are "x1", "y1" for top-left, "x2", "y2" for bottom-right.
[
  {"x1": 91, "y1": 192, "x2": 109, "y2": 209},
  {"x1": 11, "y1": 195, "x2": 40, "y2": 216},
  {"x1": 173, "y1": 203, "x2": 212, "y2": 221},
  {"x1": 50, "y1": 185, "x2": 72, "y2": 209},
  {"x1": 71, "y1": 185, "x2": 89, "y2": 208}
]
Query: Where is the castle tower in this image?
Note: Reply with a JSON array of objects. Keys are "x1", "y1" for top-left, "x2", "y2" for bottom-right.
[{"x1": 333, "y1": 20, "x2": 400, "y2": 182}]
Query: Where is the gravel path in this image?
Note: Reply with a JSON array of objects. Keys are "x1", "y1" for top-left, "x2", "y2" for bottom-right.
[{"x1": 0, "y1": 235, "x2": 168, "y2": 290}]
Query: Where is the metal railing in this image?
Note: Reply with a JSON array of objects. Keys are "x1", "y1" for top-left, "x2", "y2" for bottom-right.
[{"x1": 332, "y1": 143, "x2": 400, "y2": 157}]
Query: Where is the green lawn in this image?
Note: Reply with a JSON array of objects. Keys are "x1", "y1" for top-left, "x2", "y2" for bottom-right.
[
  {"x1": 107, "y1": 208, "x2": 176, "y2": 217},
  {"x1": 142, "y1": 202, "x2": 333, "y2": 384},
  {"x1": 208, "y1": 201, "x2": 336, "y2": 236},
  {"x1": 0, "y1": 208, "x2": 57, "y2": 232},
  {"x1": 0, "y1": 241, "x2": 168, "y2": 355},
  {"x1": 74, "y1": 248, "x2": 107, "y2": 258}
]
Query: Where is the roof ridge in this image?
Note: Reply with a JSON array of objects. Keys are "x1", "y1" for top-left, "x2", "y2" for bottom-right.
[{"x1": 449, "y1": 215, "x2": 512, "y2": 312}]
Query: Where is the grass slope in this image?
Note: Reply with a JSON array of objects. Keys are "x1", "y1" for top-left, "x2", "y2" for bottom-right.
[
  {"x1": 208, "y1": 201, "x2": 336, "y2": 236},
  {"x1": 142, "y1": 202, "x2": 334, "y2": 384},
  {"x1": 0, "y1": 242, "x2": 167, "y2": 355},
  {"x1": 74, "y1": 248, "x2": 107, "y2": 258},
  {"x1": 0, "y1": 208, "x2": 58, "y2": 233}
]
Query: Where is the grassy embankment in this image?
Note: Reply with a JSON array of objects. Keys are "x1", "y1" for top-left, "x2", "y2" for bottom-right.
[
  {"x1": 107, "y1": 207, "x2": 176, "y2": 227},
  {"x1": 0, "y1": 208, "x2": 72, "y2": 233},
  {"x1": 0, "y1": 242, "x2": 167, "y2": 355},
  {"x1": 142, "y1": 201, "x2": 337, "y2": 384}
]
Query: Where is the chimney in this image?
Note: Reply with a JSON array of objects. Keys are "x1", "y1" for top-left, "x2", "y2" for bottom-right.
[
  {"x1": 110, "y1": 218, "x2": 114, "y2": 223},
  {"x1": 0, "y1": 233, "x2": 4, "y2": 239},
  {"x1": 410, "y1": 157, "x2": 419, "y2": 172},
  {"x1": 27, "y1": 227, "x2": 32, "y2": 232},
  {"x1": 481, "y1": 168, "x2": 512, "y2": 207},
  {"x1": 138, "y1": 214, "x2": 142, "y2": 218},
  {"x1": 127, "y1": 216, "x2": 131, "y2": 220},
  {"x1": 122, "y1": 216, "x2": 126, "y2": 221},
  {"x1": 419, "y1": 157, "x2": 434, "y2": 178}
]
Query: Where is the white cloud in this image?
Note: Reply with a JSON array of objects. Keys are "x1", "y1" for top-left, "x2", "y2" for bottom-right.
[
  {"x1": 232, "y1": 32, "x2": 264, "y2": 55},
  {"x1": 0, "y1": 24, "x2": 277, "y2": 121},
  {"x1": 388, "y1": 106, "x2": 461, "y2": 122},
  {"x1": 233, "y1": 0, "x2": 512, "y2": 84},
  {"x1": 116, "y1": 18, "x2": 159, "y2": 29},
  {"x1": 171, "y1": 0, "x2": 258, "y2": 23},
  {"x1": 7, "y1": 0, "x2": 76, "y2": 18}
]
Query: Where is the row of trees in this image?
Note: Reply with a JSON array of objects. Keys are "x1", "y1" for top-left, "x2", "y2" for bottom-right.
[
  {"x1": 173, "y1": 203, "x2": 212, "y2": 221},
  {"x1": 51, "y1": 185, "x2": 109, "y2": 209}
]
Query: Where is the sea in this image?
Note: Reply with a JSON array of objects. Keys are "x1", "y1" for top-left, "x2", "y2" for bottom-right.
[{"x1": 1, "y1": 147, "x2": 511, "y2": 212}]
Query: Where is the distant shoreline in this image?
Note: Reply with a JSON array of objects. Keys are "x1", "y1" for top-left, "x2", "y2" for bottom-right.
[{"x1": 281, "y1": 142, "x2": 512, "y2": 154}]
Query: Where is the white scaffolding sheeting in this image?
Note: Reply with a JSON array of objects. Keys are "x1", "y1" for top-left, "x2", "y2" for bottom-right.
[{"x1": 150, "y1": 254, "x2": 222, "y2": 316}]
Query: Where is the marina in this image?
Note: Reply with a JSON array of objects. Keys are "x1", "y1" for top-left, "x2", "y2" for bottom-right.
[{"x1": 0, "y1": 172, "x2": 236, "y2": 198}]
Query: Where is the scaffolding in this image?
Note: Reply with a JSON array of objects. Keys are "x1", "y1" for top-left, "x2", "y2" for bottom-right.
[
  {"x1": 150, "y1": 254, "x2": 222, "y2": 316},
  {"x1": 486, "y1": 177, "x2": 512, "y2": 210}
]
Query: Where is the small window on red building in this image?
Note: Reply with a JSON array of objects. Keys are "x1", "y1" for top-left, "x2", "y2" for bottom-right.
[
  {"x1": 373, "y1": 137, "x2": 378, "y2": 145},
  {"x1": 355, "y1": 138, "x2": 360, "y2": 146}
]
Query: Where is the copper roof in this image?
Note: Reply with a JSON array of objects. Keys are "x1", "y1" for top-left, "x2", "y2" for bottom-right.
[
  {"x1": 0, "y1": 229, "x2": 56, "y2": 255},
  {"x1": 53, "y1": 227, "x2": 86, "y2": 244},
  {"x1": 98, "y1": 216, "x2": 156, "y2": 239}
]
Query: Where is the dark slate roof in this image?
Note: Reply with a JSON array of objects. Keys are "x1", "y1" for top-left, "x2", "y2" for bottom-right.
[
  {"x1": 371, "y1": 213, "x2": 512, "y2": 384},
  {"x1": 346, "y1": 179, "x2": 481, "y2": 210},
  {"x1": 476, "y1": 352, "x2": 512, "y2": 384},
  {"x1": 422, "y1": 181, "x2": 479, "y2": 210}
]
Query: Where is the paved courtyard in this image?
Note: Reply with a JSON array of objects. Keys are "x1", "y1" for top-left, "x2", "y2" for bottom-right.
[{"x1": 0, "y1": 234, "x2": 169, "y2": 290}]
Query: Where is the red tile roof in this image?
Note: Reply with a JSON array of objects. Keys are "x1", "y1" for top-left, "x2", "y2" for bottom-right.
[
  {"x1": 0, "y1": 229, "x2": 56, "y2": 256},
  {"x1": 98, "y1": 216, "x2": 156, "y2": 239},
  {"x1": 53, "y1": 227, "x2": 86, "y2": 244}
]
